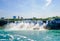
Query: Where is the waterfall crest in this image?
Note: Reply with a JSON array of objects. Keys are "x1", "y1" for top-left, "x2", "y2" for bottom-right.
[{"x1": 4, "y1": 21, "x2": 47, "y2": 31}]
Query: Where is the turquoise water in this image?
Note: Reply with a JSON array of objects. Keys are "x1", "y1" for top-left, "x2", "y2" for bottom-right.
[{"x1": 0, "y1": 30, "x2": 60, "y2": 41}]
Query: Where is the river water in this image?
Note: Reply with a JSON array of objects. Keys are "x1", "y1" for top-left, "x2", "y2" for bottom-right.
[
  {"x1": 0, "y1": 30, "x2": 60, "y2": 41},
  {"x1": 0, "y1": 20, "x2": 60, "y2": 41}
]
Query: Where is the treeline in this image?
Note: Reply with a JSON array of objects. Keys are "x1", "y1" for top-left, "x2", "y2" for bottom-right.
[
  {"x1": 31, "y1": 16, "x2": 60, "y2": 21},
  {"x1": 0, "y1": 16, "x2": 60, "y2": 21}
]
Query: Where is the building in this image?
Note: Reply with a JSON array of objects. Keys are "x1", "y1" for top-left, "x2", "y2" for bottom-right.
[
  {"x1": 1, "y1": 17, "x2": 5, "y2": 19},
  {"x1": 13, "y1": 16, "x2": 16, "y2": 19},
  {"x1": 18, "y1": 16, "x2": 20, "y2": 19}
]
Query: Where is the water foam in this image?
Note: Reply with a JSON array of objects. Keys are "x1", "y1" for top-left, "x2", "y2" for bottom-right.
[{"x1": 4, "y1": 21, "x2": 47, "y2": 31}]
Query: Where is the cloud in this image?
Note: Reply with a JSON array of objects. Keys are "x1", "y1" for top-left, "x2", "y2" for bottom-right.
[
  {"x1": 42, "y1": 0, "x2": 52, "y2": 10},
  {"x1": 45, "y1": 0, "x2": 52, "y2": 7}
]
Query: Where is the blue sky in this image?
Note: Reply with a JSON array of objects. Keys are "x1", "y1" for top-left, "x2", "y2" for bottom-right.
[{"x1": 0, "y1": 0, "x2": 60, "y2": 18}]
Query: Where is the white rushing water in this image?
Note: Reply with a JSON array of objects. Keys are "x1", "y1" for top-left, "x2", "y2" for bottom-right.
[{"x1": 4, "y1": 21, "x2": 47, "y2": 31}]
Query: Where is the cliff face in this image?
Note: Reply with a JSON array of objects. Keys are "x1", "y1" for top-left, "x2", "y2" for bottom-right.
[
  {"x1": 45, "y1": 19, "x2": 60, "y2": 30},
  {"x1": 0, "y1": 20, "x2": 7, "y2": 26}
]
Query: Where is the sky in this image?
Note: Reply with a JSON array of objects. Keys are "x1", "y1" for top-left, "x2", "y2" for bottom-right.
[{"x1": 0, "y1": 0, "x2": 60, "y2": 18}]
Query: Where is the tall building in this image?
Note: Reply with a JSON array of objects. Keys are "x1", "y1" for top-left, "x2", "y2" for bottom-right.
[
  {"x1": 21, "y1": 17, "x2": 23, "y2": 19},
  {"x1": 13, "y1": 16, "x2": 16, "y2": 19},
  {"x1": 18, "y1": 16, "x2": 20, "y2": 19}
]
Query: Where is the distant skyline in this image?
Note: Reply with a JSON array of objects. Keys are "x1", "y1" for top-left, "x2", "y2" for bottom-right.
[{"x1": 0, "y1": 0, "x2": 60, "y2": 18}]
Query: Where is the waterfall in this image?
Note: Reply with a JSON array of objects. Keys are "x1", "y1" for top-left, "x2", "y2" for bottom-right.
[{"x1": 4, "y1": 20, "x2": 47, "y2": 31}]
